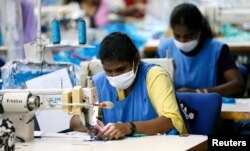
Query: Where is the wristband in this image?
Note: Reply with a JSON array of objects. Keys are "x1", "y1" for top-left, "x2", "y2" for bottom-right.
[{"x1": 127, "y1": 122, "x2": 136, "y2": 136}]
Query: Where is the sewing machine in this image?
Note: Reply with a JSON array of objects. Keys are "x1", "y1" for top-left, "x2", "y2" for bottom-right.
[
  {"x1": 203, "y1": 3, "x2": 250, "y2": 34},
  {"x1": 0, "y1": 78, "x2": 110, "y2": 142},
  {"x1": 0, "y1": 57, "x2": 174, "y2": 142}
]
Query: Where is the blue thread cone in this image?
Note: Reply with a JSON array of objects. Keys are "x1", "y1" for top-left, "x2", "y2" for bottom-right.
[
  {"x1": 51, "y1": 19, "x2": 61, "y2": 44},
  {"x1": 78, "y1": 19, "x2": 86, "y2": 44}
]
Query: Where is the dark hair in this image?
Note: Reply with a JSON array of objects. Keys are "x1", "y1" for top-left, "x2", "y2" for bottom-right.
[
  {"x1": 170, "y1": 3, "x2": 214, "y2": 39},
  {"x1": 63, "y1": 0, "x2": 82, "y2": 5},
  {"x1": 99, "y1": 32, "x2": 138, "y2": 63},
  {"x1": 64, "y1": 0, "x2": 100, "y2": 5}
]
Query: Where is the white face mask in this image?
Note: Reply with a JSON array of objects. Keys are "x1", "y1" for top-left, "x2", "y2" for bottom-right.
[
  {"x1": 106, "y1": 62, "x2": 137, "y2": 90},
  {"x1": 174, "y1": 38, "x2": 199, "y2": 53}
]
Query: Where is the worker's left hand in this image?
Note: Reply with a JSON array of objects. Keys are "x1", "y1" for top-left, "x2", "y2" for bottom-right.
[
  {"x1": 177, "y1": 87, "x2": 196, "y2": 93},
  {"x1": 96, "y1": 123, "x2": 131, "y2": 140}
]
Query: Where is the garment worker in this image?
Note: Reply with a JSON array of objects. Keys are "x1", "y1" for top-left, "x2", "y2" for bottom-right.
[
  {"x1": 92, "y1": 32, "x2": 187, "y2": 140},
  {"x1": 156, "y1": 3, "x2": 245, "y2": 98}
]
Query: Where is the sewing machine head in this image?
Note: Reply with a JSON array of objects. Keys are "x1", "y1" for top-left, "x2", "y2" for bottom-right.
[{"x1": 61, "y1": 78, "x2": 99, "y2": 134}]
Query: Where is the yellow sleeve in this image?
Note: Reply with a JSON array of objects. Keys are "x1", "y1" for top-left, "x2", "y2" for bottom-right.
[{"x1": 146, "y1": 66, "x2": 188, "y2": 134}]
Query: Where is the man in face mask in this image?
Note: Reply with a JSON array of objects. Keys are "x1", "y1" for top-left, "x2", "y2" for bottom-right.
[
  {"x1": 90, "y1": 32, "x2": 187, "y2": 140},
  {"x1": 156, "y1": 3, "x2": 244, "y2": 98}
]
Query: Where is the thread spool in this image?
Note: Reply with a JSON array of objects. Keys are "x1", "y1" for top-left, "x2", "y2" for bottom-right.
[
  {"x1": 51, "y1": 19, "x2": 61, "y2": 44},
  {"x1": 78, "y1": 19, "x2": 86, "y2": 44}
]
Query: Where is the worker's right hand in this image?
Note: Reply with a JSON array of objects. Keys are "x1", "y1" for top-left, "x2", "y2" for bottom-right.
[{"x1": 95, "y1": 122, "x2": 131, "y2": 140}]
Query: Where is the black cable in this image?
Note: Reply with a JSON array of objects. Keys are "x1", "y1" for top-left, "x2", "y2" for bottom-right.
[
  {"x1": 26, "y1": 115, "x2": 35, "y2": 124},
  {"x1": 16, "y1": 136, "x2": 25, "y2": 143}
]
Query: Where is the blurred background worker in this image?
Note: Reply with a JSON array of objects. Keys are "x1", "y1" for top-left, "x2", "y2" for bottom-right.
[
  {"x1": 64, "y1": 0, "x2": 110, "y2": 28},
  {"x1": 156, "y1": 3, "x2": 245, "y2": 98},
  {"x1": 156, "y1": 3, "x2": 248, "y2": 136},
  {"x1": 63, "y1": 0, "x2": 146, "y2": 28}
]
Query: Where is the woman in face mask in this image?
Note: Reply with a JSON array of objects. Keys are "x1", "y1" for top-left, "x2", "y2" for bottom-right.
[
  {"x1": 156, "y1": 3, "x2": 245, "y2": 98},
  {"x1": 91, "y1": 32, "x2": 187, "y2": 140}
]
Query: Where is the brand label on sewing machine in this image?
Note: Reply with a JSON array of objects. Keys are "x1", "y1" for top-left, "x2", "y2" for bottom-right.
[
  {"x1": 42, "y1": 95, "x2": 62, "y2": 102},
  {"x1": 6, "y1": 99, "x2": 22, "y2": 104}
]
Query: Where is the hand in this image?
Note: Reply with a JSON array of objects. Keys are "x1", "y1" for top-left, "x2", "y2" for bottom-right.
[
  {"x1": 95, "y1": 119, "x2": 105, "y2": 129},
  {"x1": 96, "y1": 123, "x2": 131, "y2": 140},
  {"x1": 132, "y1": 3, "x2": 145, "y2": 17},
  {"x1": 177, "y1": 87, "x2": 196, "y2": 93},
  {"x1": 122, "y1": 3, "x2": 145, "y2": 18},
  {"x1": 87, "y1": 119, "x2": 104, "y2": 137}
]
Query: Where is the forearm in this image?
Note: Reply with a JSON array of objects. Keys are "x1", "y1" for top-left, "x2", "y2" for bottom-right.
[
  {"x1": 134, "y1": 0, "x2": 145, "y2": 3},
  {"x1": 116, "y1": 7, "x2": 134, "y2": 16},
  {"x1": 205, "y1": 79, "x2": 245, "y2": 97},
  {"x1": 133, "y1": 116, "x2": 174, "y2": 135}
]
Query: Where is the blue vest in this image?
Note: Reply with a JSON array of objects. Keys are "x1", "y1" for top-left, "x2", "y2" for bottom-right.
[
  {"x1": 157, "y1": 38, "x2": 223, "y2": 89},
  {"x1": 93, "y1": 63, "x2": 158, "y2": 125}
]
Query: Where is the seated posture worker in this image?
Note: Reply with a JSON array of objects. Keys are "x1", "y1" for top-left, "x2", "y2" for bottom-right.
[
  {"x1": 88, "y1": 32, "x2": 187, "y2": 140},
  {"x1": 156, "y1": 3, "x2": 245, "y2": 98}
]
